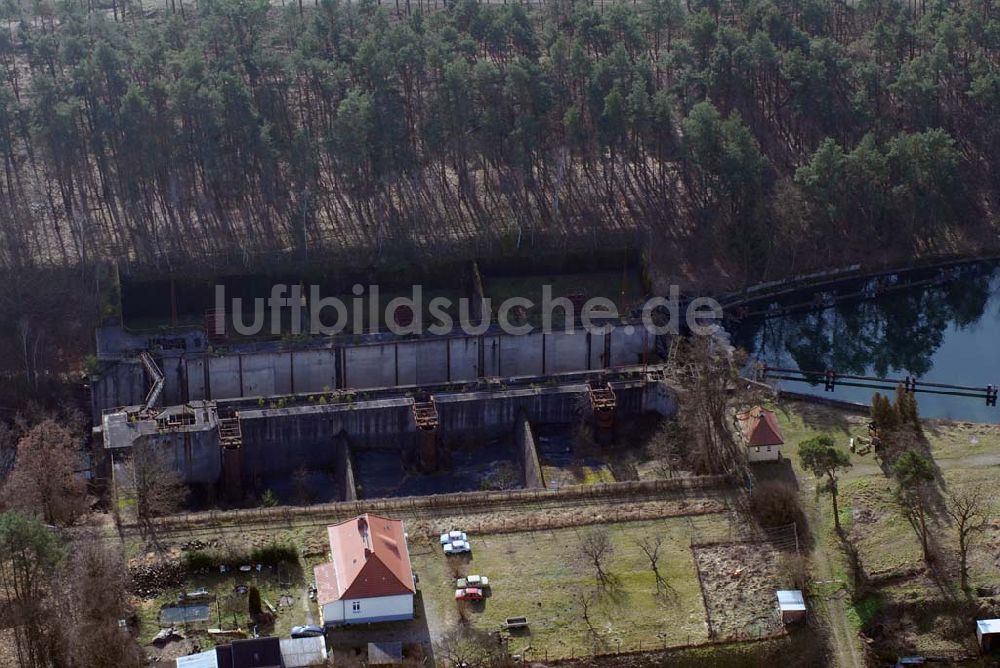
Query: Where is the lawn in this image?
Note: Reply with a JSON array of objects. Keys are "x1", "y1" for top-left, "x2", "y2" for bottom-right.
[
  {"x1": 773, "y1": 399, "x2": 1000, "y2": 658},
  {"x1": 409, "y1": 517, "x2": 725, "y2": 660},
  {"x1": 775, "y1": 399, "x2": 1000, "y2": 587}
]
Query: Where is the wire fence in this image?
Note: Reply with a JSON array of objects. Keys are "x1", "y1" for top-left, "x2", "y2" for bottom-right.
[
  {"x1": 501, "y1": 626, "x2": 789, "y2": 664},
  {"x1": 128, "y1": 474, "x2": 730, "y2": 535},
  {"x1": 687, "y1": 515, "x2": 801, "y2": 554}
]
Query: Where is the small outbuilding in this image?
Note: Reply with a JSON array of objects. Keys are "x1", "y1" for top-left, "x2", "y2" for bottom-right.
[
  {"x1": 280, "y1": 637, "x2": 328, "y2": 667},
  {"x1": 977, "y1": 619, "x2": 1000, "y2": 653},
  {"x1": 776, "y1": 590, "x2": 807, "y2": 624},
  {"x1": 367, "y1": 641, "x2": 403, "y2": 665},
  {"x1": 738, "y1": 406, "x2": 785, "y2": 462},
  {"x1": 175, "y1": 635, "x2": 328, "y2": 668}
]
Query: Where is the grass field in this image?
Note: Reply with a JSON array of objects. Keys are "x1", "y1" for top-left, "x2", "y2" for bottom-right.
[
  {"x1": 773, "y1": 399, "x2": 1000, "y2": 659},
  {"x1": 409, "y1": 517, "x2": 726, "y2": 660}
]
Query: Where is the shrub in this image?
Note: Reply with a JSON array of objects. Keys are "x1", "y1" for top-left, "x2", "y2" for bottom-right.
[
  {"x1": 183, "y1": 550, "x2": 216, "y2": 572},
  {"x1": 248, "y1": 586, "x2": 262, "y2": 616},
  {"x1": 259, "y1": 489, "x2": 278, "y2": 508},
  {"x1": 750, "y1": 481, "x2": 806, "y2": 531},
  {"x1": 250, "y1": 541, "x2": 298, "y2": 565},
  {"x1": 182, "y1": 541, "x2": 298, "y2": 573}
]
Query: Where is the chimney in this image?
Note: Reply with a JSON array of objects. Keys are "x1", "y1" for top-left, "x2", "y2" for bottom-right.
[{"x1": 364, "y1": 547, "x2": 372, "y2": 560}]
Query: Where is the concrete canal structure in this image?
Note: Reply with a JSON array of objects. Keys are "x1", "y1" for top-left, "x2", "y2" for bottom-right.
[{"x1": 94, "y1": 323, "x2": 675, "y2": 502}]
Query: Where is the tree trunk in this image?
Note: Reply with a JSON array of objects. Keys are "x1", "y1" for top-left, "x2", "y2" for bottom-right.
[{"x1": 830, "y1": 477, "x2": 841, "y2": 532}]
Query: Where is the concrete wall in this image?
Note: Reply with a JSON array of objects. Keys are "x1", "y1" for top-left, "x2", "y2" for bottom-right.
[
  {"x1": 609, "y1": 327, "x2": 650, "y2": 367},
  {"x1": 435, "y1": 385, "x2": 586, "y2": 438},
  {"x1": 106, "y1": 375, "x2": 673, "y2": 487},
  {"x1": 109, "y1": 327, "x2": 657, "y2": 407},
  {"x1": 240, "y1": 398, "x2": 416, "y2": 451},
  {"x1": 136, "y1": 429, "x2": 222, "y2": 485},
  {"x1": 513, "y1": 413, "x2": 545, "y2": 489},
  {"x1": 642, "y1": 380, "x2": 677, "y2": 417},
  {"x1": 159, "y1": 356, "x2": 186, "y2": 405},
  {"x1": 292, "y1": 350, "x2": 338, "y2": 394},
  {"x1": 335, "y1": 436, "x2": 357, "y2": 502},
  {"x1": 91, "y1": 362, "x2": 147, "y2": 421}
]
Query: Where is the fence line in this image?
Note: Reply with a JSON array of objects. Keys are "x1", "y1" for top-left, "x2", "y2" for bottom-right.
[
  {"x1": 524, "y1": 627, "x2": 789, "y2": 664},
  {"x1": 130, "y1": 474, "x2": 729, "y2": 533}
]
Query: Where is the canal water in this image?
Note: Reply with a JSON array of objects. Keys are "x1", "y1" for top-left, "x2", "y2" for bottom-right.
[{"x1": 731, "y1": 262, "x2": 1000, "y2": 423}]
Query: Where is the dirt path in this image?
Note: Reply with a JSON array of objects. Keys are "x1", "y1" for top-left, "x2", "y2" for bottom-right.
[
  {"x1": 802, "y1": 479, "x2": 865, "y2": 668},
  {"x1": 302, "y1": 592, "x2": 315, "y2": 627}
]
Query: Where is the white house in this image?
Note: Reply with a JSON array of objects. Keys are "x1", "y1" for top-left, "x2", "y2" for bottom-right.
[
  {"x1": 737, "y1": 406, "x2": 785, "y2": 462},
  {"x1": 314, "y1": 514, "x2": 416, "y2": 627}
]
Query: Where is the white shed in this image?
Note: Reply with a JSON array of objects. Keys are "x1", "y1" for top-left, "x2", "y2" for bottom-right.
[
  {"x1": 977, "y1": 619, "x2": 1000, "y2": 652},
  {"x1": 280, "y1": 636, "x2": 328, "y2": 667},
  {"x1": 175, "y1": 650, "x2": 218, "y2": 668},
  {"x1": 777, "y1": 590, "x2": 807, "y2": 624}
]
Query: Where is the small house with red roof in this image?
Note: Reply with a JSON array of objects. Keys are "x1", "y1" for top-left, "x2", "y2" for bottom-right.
[
  {"x1": 314, "y1": 514, "x2": 416, "y2": 627},
  {"x1": 737, "y1": 406, "x2": 785, "y2": 462}
]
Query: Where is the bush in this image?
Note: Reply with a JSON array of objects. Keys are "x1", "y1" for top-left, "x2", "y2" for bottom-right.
[
  {"x1": 248, "y1": 586, "x2": 262, "y2": 616},
  {"x1": 182, "y1": 541, "x2": 298, "y2": 573},
  {"x1": 779, "y1": 553, "x2": 810, "y2": 591},
  {"x1": 249, "y1": 541, "x2": 299, "y2": 565},
  {"x1": 750, "y1": 481, "x2": 806, "y2": 531},
  {"x1": 259, "y1": 489, "x2": 278, "y2": 508},
  {"x1": 183, "y1": 550, "x2": 216, "y2": 572}
]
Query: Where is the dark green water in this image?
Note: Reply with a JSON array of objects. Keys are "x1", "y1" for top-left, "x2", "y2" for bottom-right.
[{"x1": 732, "y1": 263, "x2": 1000, "y2": 422}]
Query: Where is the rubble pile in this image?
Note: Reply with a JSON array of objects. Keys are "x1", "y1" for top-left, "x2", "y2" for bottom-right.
[{"x1": 129, "y1": 560, "x2": 185, "y2": 598}]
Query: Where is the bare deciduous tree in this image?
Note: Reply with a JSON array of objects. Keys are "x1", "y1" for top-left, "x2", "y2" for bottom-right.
[
  {"x1": 437, "y1": 626, "x2": 507, "y2": 668},
  {"x1": 2, "y1": 419, "x2": 86, "y2": 526},
  {"x1": 127, "y1": 442, "x2": 188, "y2": 525},
  {"x1": 50, "y1": 532, "x2": 144, "y2": 668},
  {"x1": 636, "y1": 535, "x2": 670, "y2": 596},
  {"x1": 578, "y1": 588, "x2": 600, "y2": 643},
  {"x1": 579, "y1": 527, "x2": 615, "y2": 589},
  {"x1": 944, "y1": 484, "x2": 990, "y2": 591},
  {"x1": 675, "y1": 337, "x2": 763, "y2": 477}
]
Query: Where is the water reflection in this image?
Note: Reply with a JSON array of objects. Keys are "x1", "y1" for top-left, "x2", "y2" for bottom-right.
[{"x1": 732, "y1": 263, "x2": 1000, "y2": 421}]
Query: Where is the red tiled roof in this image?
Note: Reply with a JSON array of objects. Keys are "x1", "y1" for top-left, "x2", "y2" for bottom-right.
[
  {"x1": 314, "y1": 562, "x2": 339, "y2": 605},
  {"x1": 737, "y1": 407, "x2": 785, "y2": 447},
  {"x1": 314, "y1": 514, "x2": 414, "y2": 605}
]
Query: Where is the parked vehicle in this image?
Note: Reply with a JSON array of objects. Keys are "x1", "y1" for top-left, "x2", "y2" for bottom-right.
[
  {"x1": 444, "y1": 539, "x2": 471, "y2": 555},
  {"x1": 454, "y1": 587, "x2": 484, "y2": 601},
  {"x1": 440, "y1": 530, "x2": 467, "y2": 544},
  {"x1": 456, "y1": 575, "x2": 489, "y2": 588},
  {"x1": 290, "y1": 625, "x2": 325, "y2": 638}
]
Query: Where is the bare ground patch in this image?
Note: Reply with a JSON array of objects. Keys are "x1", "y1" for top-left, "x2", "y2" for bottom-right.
[{"x1": 692, "y1": 543, "x2": 786, "y2": 641}]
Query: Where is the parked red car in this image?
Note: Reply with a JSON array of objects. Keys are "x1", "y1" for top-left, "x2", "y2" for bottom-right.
[{"x1": 454, "y1": 587, "x2": 484, "y2": 601}]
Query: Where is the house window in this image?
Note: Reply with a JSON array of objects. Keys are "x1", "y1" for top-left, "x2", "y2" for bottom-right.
[
  {"x1": 352, "y1": 601, "x2": 361, "y2": 613},
  {"x1": 766, "y1": 446, "x2": 771, "y2": 452}
]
